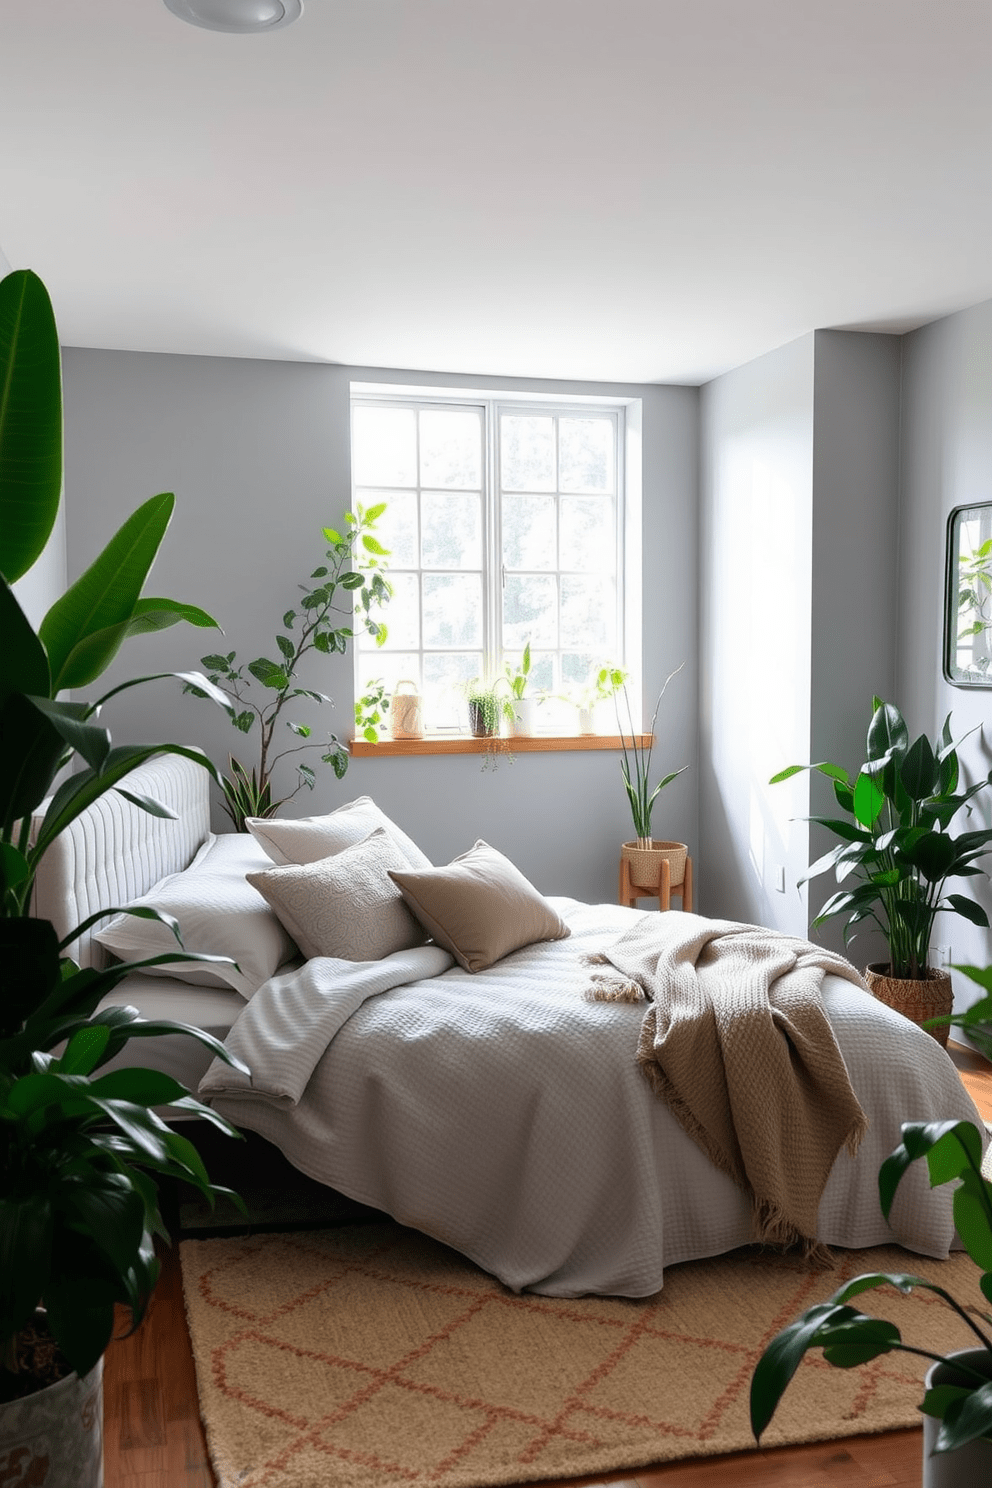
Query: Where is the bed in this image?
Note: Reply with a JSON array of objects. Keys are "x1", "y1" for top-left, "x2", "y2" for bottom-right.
[{"x1": 34, "y1": 753, "x2": 986, "y2": 1300}]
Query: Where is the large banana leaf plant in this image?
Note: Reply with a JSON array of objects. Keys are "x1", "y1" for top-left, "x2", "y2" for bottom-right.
[
  {"x1": 0, "y1": 268, "x2": 246, "y2": 1401},
  {"x1": 772, "y1": 698, "x2": 992, "y2": 979}
]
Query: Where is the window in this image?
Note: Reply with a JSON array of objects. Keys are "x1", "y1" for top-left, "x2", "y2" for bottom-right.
[{"x1": 351, "y1": 389, "x2": 632, "y2": 734}]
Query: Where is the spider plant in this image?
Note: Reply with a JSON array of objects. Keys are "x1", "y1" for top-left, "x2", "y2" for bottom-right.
[{"x1": 615, "y1": 664, "x2": 688, "y2": 847}]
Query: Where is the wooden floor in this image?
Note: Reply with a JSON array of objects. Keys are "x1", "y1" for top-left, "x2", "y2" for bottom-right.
[{"x1": 103, "y1": 1042, "x2": 992, "y2": 1488}]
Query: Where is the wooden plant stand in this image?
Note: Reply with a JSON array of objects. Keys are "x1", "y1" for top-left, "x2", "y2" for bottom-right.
[{"x1": 619, "y1": 854, "x2": 693, "y2": 912}]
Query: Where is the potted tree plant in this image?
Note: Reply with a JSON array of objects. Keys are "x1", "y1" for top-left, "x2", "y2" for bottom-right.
[
  {"x1": 185, "y1": 507, "x2": 392, "y2": 830},
  {"x1": 771, "y1": 698, "x2": 992, "y2": 1040},
  {"x1": 751, "y1": 1117, "x2": 992, "y2": 1486},
  {"x1": 0, "y1": 267, "x2": 244, "y2": 1483},
  {"x1": 615, "y1": 665, "x2": 690, "y2": 905}
]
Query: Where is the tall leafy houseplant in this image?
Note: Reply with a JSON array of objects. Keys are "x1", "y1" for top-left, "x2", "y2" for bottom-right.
[
  {"x1": 772, "y1": 699, "x2": 992, "y2": 979},
  {"x1": 751, "y1": 1118, "x2": 992, "y2": 1463},
  {"x1": 615, "y1": 665, "x2": 687, "y2": 847},
  {"x1": 0, "y1": 269, "x2": 244, "y2": 1407},
  {"x1": 186, "y1": 508, "x2": 391, "y2": 831}
]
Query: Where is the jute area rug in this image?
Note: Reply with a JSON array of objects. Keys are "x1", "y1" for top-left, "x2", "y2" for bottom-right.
[{"x1": 180, "y1": 1222, "x2": 985, "y2": 1488}]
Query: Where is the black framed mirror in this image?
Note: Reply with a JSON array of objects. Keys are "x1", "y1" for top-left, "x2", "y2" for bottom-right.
[{"x1": 944, "y1": 501, "x2": 992, "y2": 686}]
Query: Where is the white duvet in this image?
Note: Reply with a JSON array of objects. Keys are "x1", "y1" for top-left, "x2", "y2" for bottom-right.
[{"x1": 199, "y1": 900, "x2": 984, "y2": 1298}]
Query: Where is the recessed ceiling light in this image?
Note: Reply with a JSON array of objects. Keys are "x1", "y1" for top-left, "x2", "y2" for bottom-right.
[{"x1": 163, "y1": 0, "x2": 303, "y2": 33}]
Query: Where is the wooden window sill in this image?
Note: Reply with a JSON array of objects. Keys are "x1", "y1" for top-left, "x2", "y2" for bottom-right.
[{"x1": 349, "y1": 733, "x2": 653, "y2": 757}]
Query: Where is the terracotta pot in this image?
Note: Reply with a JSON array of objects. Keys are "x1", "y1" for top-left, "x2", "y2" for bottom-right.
[
  {"x1": 621, "y1": 840, "x2": 687, "y2": 893},
  {"x1": 864, "y1": 963, "x2": 953, "y2": 1045},
  {"x1": 0, "y1": 1353, "x2": 103, "y2": 1487},
  {"x1": 922, "y1": 1349, "x2": 992, "y2": 1486}
]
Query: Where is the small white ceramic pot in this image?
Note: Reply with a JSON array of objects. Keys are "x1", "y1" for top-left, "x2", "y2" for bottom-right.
[{"x1": 511, "y1": 697, "x2": 538, "y2": 735}]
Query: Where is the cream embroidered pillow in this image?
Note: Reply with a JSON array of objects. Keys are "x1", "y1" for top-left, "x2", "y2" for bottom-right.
[
  {"x1": 246, "y1": 827, "x2": 426, "y2": 962},
  {"x1": 388, "y1": 840, "x2": 570, "y2": 973},
  {"x1": 245, "y1": 796, "x2": 431, "y2": 871}
]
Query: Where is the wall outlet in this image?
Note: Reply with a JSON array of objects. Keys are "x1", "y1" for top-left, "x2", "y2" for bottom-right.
[{"x1": 773, "y1": 864, "x2": 786, "y2": 893}]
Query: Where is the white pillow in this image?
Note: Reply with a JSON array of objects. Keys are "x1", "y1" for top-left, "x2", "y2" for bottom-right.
[
  {"x1": 245, "y1": 797, "x2": 431, "y2": 871},
  {"x1": 246, "y1": 828, "x2": 426, "y2": 962},
  {"x1": 94, "y1": 833, "x2": 298, "y2": 999}
]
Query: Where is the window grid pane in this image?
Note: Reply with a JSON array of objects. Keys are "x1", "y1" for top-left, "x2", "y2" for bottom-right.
[{"x1": 353, "y1": 395, "x2": 622, "y2": 731}]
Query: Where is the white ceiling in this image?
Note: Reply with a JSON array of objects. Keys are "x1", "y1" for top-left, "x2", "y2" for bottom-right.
[{"x1": 2, "y1": 0, "x2": 990, "y2": 385}]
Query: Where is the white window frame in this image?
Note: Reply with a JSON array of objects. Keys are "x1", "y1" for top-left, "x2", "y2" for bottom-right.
[{"x1": 350, "y1": 382, "x2": 642, "y2": 734}]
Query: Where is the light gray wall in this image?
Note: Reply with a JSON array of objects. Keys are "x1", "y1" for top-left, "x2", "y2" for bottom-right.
[
  {"x1": 699, "y1": 334, "x2": 815, "y2": 933},
  {"x1": 808, "y1": 330, "x2": 901, "y2": 963},
  {"x1": 699, "y1": 329, "x2": 902, "y2": 953},
  {"x1": 899, "y1": 298, "x2": 992, "y2": 1009},
  {"x1": 61, "y1": 348, "x2": 699, "y2": 905}
]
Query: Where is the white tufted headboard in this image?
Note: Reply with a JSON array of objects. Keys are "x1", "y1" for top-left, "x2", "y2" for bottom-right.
[{"x1": 31, "y1": 753, "x2": 212, "y2": 968}]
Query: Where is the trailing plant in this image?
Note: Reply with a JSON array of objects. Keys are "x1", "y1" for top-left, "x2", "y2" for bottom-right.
[
  {"x1": 465, "y1": 679, "x2": 515, "y2": 771},
  {"x1": 466, "y1": 679, "x2": 514, "y2": 737},
  {"x1": 0, "y1": 267, "x2": 244, "y2": 1399},
  {"x1": 354, "y1": 678, "x2": 391, "y2": 744},
  {"x1": 186, "y1": 506, "x2": 391, "y2": 829},
  {"x1": 615, "y1": 665, "x2": 687, "y2": 846},
  {"x1": 771, "y1": 698, "x2": 992, "y2": 980},
  {"x1": 751, "y1": 1118, "x2": 992, "y2": 1457}
]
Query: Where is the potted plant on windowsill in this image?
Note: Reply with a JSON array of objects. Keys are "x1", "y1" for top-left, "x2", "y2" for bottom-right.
[
  {"x1": 571, "y1": 662, "x2": 628, "y2": 734},
  {"x1": 616, "y1": 664, "x2": 689, "y2": 902},
  {"x1": 0, "y1": 267, "x2": 245, "y2": 1484},
  {"x1": 504, "y1": 642, "x2": 540, "y2": 736},
  {"x1": 771, "y1": 698, "x2": 992, "y2": 1042},
  {"x1": 751, "y1": 1117, "x2": 992, "y2": 1486}
]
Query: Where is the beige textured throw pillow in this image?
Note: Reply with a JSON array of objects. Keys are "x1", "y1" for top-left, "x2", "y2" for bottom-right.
[
  {"x1": 246, "y1": 827, "x2": 426, "y2": 962},
  {"x1": 246, "y1": 796, "x2": 431, "y2": 871},
  {"x1": 388, "y1": 840, "x2": 570, "y2": 973}
]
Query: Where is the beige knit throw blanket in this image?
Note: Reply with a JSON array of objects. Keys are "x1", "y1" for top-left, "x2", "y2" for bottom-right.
[{"x1": 584, "y1": 912, "x2": 870, "y2": 1257}]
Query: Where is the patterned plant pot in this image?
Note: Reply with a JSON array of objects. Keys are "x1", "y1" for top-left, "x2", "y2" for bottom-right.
[
  {"x1": 0, "y1": 1354, "x2": 103, "y2": 1488},
  {"x1": 864, "y1": 963, "x2": 953, "y2": 1045}
]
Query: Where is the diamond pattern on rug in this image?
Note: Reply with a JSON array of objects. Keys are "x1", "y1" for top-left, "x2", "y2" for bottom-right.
[{"x1": 180, "y1": 1223, "x2": 986, "y2": 1488}]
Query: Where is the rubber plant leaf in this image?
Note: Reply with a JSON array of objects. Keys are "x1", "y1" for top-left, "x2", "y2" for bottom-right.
[
  {"x1": 0, "y1": 269, "x2": 63, "y2": 584},
  {"x1": 39, "y1": 491, "x2": 176, "y2": 693}
]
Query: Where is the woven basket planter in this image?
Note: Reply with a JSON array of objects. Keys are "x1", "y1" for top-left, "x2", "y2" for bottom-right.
[
  {"x1": 864, "y1": 963, "x2": 953, "y2": 1045},
  {"x1": 621, "y1": 840, "x2": 687, "y2": 894}
]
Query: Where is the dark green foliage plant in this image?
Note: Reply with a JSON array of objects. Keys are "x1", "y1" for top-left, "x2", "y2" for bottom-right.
[
  {"x1": 751, "y1": 1119, "x2": 992, "y2": 1456},
  {"x1": 772, "y1": 698, "x2": 992, "y2": 979},
  {"x1": 0, "y1": 267, "x2": 244, "y2": 1399},
  {"x1": 187, "y1": 507, "x2": 391, "y2": 830},
  {"x1": 926, "y1": 964, "x2": 992, "y2": 1059}
]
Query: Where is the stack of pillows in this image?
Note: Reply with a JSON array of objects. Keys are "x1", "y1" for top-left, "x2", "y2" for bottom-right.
[{"x1": 95, "y1": 797, "x2": 569, "y2": 997}]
